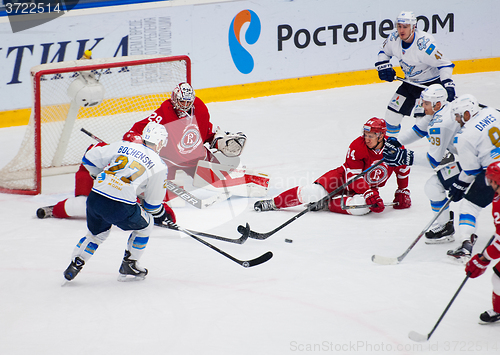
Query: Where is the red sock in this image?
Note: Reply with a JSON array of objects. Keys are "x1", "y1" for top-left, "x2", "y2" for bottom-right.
[
  {"x1": 52, "y1": 199, "x2": 70, "y2": 219},
  {"x1": 274, "y1": 187, "x2": 301, "y2": 209},
  {"x1": 493, "y1": 292, "x2": 500, "y2": 313}
]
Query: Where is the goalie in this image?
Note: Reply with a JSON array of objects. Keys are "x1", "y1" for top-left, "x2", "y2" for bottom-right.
[{"x1": 37, "y1": 82, "x2": 247, "y2": 219}]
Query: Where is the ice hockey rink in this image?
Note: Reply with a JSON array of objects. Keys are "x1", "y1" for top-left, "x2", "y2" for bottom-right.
[{"x1": 1, "y1": 72, "x2": 500, "y2": 355}]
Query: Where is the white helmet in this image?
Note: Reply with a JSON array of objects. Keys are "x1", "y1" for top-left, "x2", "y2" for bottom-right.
[
  {"x1": 452, "y1": 94, "x2": 480, "y2": 122},
  {"x1": 142, "y1": 122, "x2": 168, "y2": 152},
  {"x1": 396, "y1": 11, "x2": 417, "y2": 26},
  {"x1": 421, "y1": 84, "x2": 448, "y2": 107},
  {"x1": 171, "y1": 82, "x2": 195, "y2": 113}
]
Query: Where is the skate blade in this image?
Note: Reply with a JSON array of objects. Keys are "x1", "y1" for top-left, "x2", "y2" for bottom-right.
[
  {"x1": 424, "y1": 236, "x2": 455, "y2": 245},
  {"x1": 117, "y1": 274, "x2": 146, "y2": 282},
  {"x1": 478, "y1": 319, "x2": 500, "y2": 325},
  {"x1": 446, "y1": 254, "x2": 470, "y2": 265}
]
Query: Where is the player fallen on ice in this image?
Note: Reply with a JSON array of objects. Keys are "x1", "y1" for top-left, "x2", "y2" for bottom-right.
[
  {"x1": 465, "y1": 161, "x2": 500, "y2": 324},
  {"x1": 254, "y1": 118, "x2": 411, "y2": 215},
  {"x1": 375, "y1": 11, "x2": 455, "y2": 136},
  {"x1": 63, "y1": 122, "x2": 170, "y2": 282}
]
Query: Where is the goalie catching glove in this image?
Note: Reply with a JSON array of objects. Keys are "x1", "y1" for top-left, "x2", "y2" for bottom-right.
[{"x1": 210, "y1": 127, "x2": 247, "y2": 157}]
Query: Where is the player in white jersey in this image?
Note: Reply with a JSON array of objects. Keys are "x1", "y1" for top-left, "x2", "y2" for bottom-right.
[
  {"x1": 384, "y1": 88, "x2": 493, "y2": 260},
  {"x1": 375, "y1": 11, "x2": 455, "y2": 136},
  {"x1": 445, "y1": 95, "x2": 498, "y2": 260},
  {"x1": 63, "y1": 122, "x2": 170, "y2": 282}
]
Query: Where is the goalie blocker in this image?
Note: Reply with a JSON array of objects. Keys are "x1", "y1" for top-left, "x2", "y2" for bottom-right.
[{"x1": 193, "y1": 161, "x2": 270, "y2": 197}]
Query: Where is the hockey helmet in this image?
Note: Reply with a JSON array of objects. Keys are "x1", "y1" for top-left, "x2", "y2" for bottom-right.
[
  {"x1": 142, "y1": 122, "x2": 168, "y2": 152},
  {"x1": 363, "y1": 117, "x2": 387, "y2": 136},
  {"x1": 486, "y1": 161, "x2": 500, "y2": 187},
  {"x1": 451, "y1": 94, "x2": 480, "y2": 123},
  {"x1": 171, "y1": 82, "x2": 195, "y2": 112},
  {"x1": 421, "y1": 84, "x2": 448, "y2": 107},
  {"x1": 396, "y1": 11, "x2": 417, "y2": 26}
]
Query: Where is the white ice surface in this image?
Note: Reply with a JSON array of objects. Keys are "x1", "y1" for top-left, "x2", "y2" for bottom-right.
[{"x1": 1, "y1": 73, "x2": 500, "y2": 355}]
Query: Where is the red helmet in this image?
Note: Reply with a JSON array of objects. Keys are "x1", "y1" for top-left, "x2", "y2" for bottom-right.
[
  {"x1": 171, "y1": 82, "x2": 195, "y2": 113},
  {"x1": 363, "y1": 117, "x2": 387, "y2": 135},
  {"x1": 486, "y1": 161, "x2": 500, "y2": 186}
]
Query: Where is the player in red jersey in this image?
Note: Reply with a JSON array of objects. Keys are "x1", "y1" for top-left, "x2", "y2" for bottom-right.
[
  {"x1": 254, "y1": 118, "x2": 411, "y2": 215},
  {"x1": 465, "y1": 161, "x2": 500, "y2": 324},
  {"x1": 36, "y1": 83, "x2": 246, "y2": 219}
]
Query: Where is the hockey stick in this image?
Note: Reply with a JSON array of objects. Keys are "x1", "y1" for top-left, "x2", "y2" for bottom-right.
[
  {"x1": 395, "y1": 77, "x2": 500, "y2": 111},
  {"x1": 80, "y1": 128, "x2": 232, "y2": 209},
  {"x1": 237, "y1": 160, "x2": 385, "y2": 240},
  {"x1": 371, "y1": 198, "x2": 452, "y2": 265},
  {"x1": 160, "y1": 221, "x2": 272, "y2": 267},
  {"x1": 409, "y1": 235, "x2": 496, "y2": 342},
  {"x1": 156, "y1": 221, "x2": 248, "y2": 244}
]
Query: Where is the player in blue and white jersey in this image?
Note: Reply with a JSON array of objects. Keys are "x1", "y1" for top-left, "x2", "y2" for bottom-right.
[
  {"x1": 384, "y1": 88, "x2": 494, "y2": 261},
  {"x1": 375, "y1": 11, "x2": 455, "y2": 136},
  {"x1": 446, "y1": 95, "x2": 498, "y2": 260},
  {"x1": 63, "y1": 122, "x2": 170, "y2": 282}
]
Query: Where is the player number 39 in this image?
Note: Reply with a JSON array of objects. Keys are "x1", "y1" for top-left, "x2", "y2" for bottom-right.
[{"x1": 5, "y1": 2, "x2": 62, "y2": 14}]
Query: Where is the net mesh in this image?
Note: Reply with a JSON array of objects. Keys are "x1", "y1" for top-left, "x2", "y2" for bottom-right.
[{"x1": 0, "y1": 55, "x2": 189, "y2": 194}]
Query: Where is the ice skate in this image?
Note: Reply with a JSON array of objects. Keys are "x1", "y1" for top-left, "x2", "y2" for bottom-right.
[
  {"x1": 447, "y1": 234, "x2": 477, "y2": 263},
  {"x1": 478, "y1": 309, "x2": 500, "y2": 325},
  {"x1": 254, "y1": 199, "x2": 278, "y2": 212},
  {"x1": 118, "y1": 250, "x2": 148, "y2": 281},
  {"x1": 63, "y1": 257, "x2": 85, "y2": 281},
  {"x1": 425, "y1": 211, "x2": 455, "y2": 244},
  {"x1": 37, "y1": 205, "x2": 54, "y2": 219}
]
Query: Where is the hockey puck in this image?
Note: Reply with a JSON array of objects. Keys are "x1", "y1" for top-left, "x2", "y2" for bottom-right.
[{"x1": 284, "y1": 239, "x2": 293, "y2": 243}]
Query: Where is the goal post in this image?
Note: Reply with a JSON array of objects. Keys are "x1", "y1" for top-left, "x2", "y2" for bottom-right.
[{"x1": 0, "y1": 54, "x2": 191, "y2": 195}]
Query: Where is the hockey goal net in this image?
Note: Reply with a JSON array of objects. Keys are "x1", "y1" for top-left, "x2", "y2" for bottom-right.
[{"x1": 0, "y1": 54, "x2": 191, "y2": 195}]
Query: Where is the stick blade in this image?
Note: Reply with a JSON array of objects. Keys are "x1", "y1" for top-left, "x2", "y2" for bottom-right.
[
  {"x1": 371, "y1": 254, "x2": 399, "y2": 265},
  {"x1": 408, "y1": 331, "x2": 429, "y2": 343},
  {"x1": 245, "y1": 251, "x2": 273, "y2": 267}
]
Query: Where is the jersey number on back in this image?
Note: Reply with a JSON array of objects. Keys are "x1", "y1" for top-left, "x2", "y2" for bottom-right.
[{"x1": 106, "y1": 155, "x2": 146, "y2": 183}]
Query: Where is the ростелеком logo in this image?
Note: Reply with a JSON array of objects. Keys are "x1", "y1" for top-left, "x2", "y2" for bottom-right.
[{"x1": 228, "y1": 10, "x2": 261, "y2": 74}]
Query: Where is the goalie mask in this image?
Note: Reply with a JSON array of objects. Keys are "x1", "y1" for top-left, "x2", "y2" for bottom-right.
[
  {"x1": 171, "y1": 82, "x2": 195, "y2": 113},
  {"x1": 142, "y1": 122, "x2": 168, "y2": 153}
]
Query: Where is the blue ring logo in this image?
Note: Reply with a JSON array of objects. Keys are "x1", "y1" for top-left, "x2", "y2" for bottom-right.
[{"x1": 228, "y1": 10, "x2": 261, "y2": 74}]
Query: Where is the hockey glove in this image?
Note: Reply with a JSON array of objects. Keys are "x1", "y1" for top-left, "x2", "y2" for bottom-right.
[
  {"x1": 465, "y1": 254, "x2": 490, "y2": 278},
  {"x1": 363, "y1": 189, "x2": 385, "y2": 213},
  {"x1": 152, "y1": 203, "x2": 176, "y2": 225},
  {"x1": 375, "y1": 61, "x2": 396, "y2": 82},
  {"x1": 122, "y1": 131, "x2": 143, "y2": 144},
  {"x1": 448, "y1": 178, "x2": 470, "y2": 202},
  {"x1": 393, "y1": 188, "x2": 411, "y2": 209},
  {"x1": 210, "y1": 128, "x2": 247, "y2": 157},
  {"x1": 383, "y1": 137, "x2": 414, "y2": 166},
  {"x1": 441, "y1": 79, "x2": 456, "y2": 102}
]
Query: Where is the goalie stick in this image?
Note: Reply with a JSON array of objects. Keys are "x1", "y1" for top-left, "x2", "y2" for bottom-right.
[
  {"x1": 237, "y1": 160, "x2": 385, "y2": 240},
  {"x1": 371, "y1": 198, "x2": 452, "y2": 265},
  {"x1": 156, "y1": 221, "x2": 249, "y2": 244},
  {"x1": 408, "y1": 235, "x2": 496, "y2": 342},
  {"x1": 160, "y1": 221, "x2": 272, "y2": 268},
  {"x1": 80, "y1": 128, "x2": 232, "y2": 209}
]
